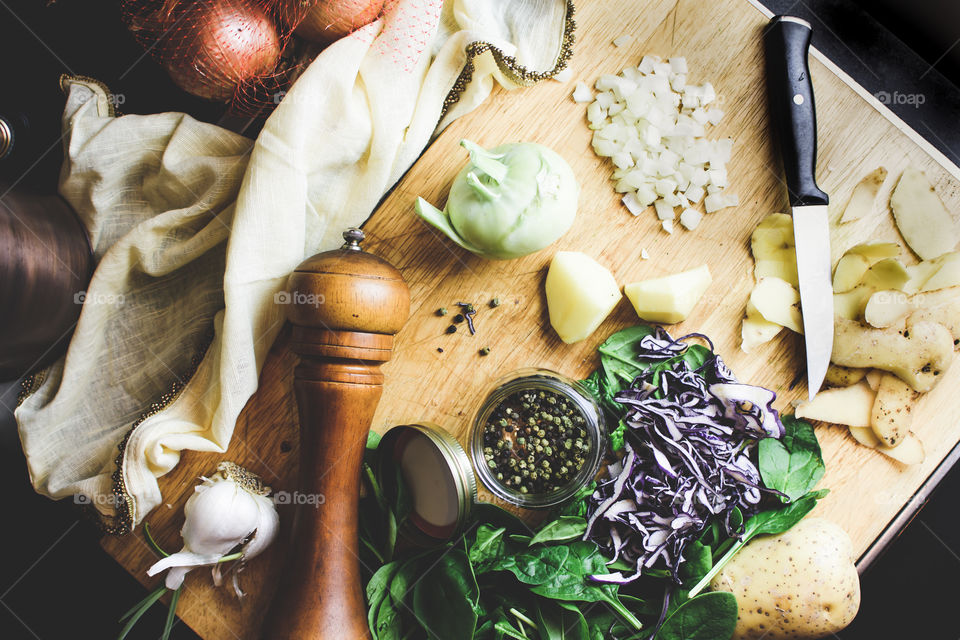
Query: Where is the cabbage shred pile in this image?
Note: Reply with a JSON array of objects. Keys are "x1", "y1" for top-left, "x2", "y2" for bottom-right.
[{"x1": 584, "y1": 328, "x2": 785, "y2": 584}]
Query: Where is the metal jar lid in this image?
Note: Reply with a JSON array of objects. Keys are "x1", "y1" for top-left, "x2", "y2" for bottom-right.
[
  {"x1": 377, "y1": 423, "x2": 477, "y2": 545},
  {"x1": 0, "y1": 117, "x2": 12, "y2": 159}
]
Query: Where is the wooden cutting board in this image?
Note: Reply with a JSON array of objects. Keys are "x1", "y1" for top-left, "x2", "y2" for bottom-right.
[{"x1": 102, "y1": 0, "x2": 960, "y2": 637}]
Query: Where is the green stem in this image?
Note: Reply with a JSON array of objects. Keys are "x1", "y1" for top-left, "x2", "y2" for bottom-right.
[
  {"x1": 117, "y1": 585, "x2": 167, "y2": 639},
  {"x1": 144, "y1": 522, "x2": 169, "y2": 558},
  {"x1": 217, "y1": 552, "x2": 243, "y2": 564},
  {"x1": 607, "y1": 596, "x2": 643, "y2": 631},
  {"x1": 461, "y1": 139, "x2": 508, "y2": 184},
  {"x1": 687, "y1": 538, "x2": 747, "y2": 599},
  {"x1": 161, "y1": 587, "x2": 181, "y2": 640},
  {"x1": 466, "y1": 172, "x2": 499, "y2": 200},
  {"x1": 510, "y1": 607, "x2": 537, "y2": 629}
]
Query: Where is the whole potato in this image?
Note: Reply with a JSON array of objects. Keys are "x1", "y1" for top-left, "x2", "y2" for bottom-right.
[{"x1": 710, "y1": 517, "x2": 860, "y2": 639}]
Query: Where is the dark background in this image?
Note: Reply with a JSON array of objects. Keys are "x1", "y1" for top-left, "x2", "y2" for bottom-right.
[{"x1": 1, "y1": 0, "x2": 959, "y2": 638}]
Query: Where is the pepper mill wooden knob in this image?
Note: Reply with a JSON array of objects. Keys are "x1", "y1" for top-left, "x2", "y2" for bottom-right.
[{"x1": 264, "y1": 228, "x2": 409, "y2": 640}]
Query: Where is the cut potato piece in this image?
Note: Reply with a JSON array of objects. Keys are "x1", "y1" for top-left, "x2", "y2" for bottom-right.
[
  {"x1": 849, "y1": 425, "x2": 881, "y2": 448},
  {"x1": 860, "y1": 258, "x2": 909, "y2": 291},
  {"x1": 832, "y1": 253, "x2": 871, "y2": 293},
  {"x1": 794, "y1": 381, "x2": 876, "y2": 427},
  {"x1": 878, "y1": 433, "x2": 925, "y2": 465},
  {"x1": 902, "y1": 261, "x2": 942, "y2": 294},
  {"x1": 870, "y1": 373, "x2": 920, "y2": 447},
  {"x1": 920, "y1": 252, "x2": 960, "y2": 292},
  {"x1": 846, "y1": 242, "x2": 900, "y2": 263},
  {"x1": 741, "y1": 300, "x2": 783, "y2": 353},
  {"x1": 824, "y1": 364, "x2": 868, "y2": 388},
  {"x1": 865, "y1": 369, "x2": 883, "y2": 391},
  {"x1": 750, "y1": 277, "x2": 803, "y2": 334},
  {"x1": 832, "y1": 316, "x2": 955, "y2": 392},
  {"x1": 545, "y1": 251, "x2": 622, "y2": 344},
  {"x1": 624, "y1": 264, "x2": 712, "y2": 324},
  {"x1": 890, "y1": 167, "x2": 959, "y2": 260},
  {"x1": 751, "y1": 213, "x2": 798, "y2": 287},
  {"x1": 840, "y1": 167, "x2": 888, "y2": 223},
  {"x1": 863, "y1": 290, "x2": 916, "y2": 328},
  {"x1": 833, "y1": 286, "x2": 873, "y2": 321}
]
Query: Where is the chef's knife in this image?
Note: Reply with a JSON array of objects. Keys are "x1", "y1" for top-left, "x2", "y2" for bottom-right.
[{"x1": 764, "y1": 16, "x2": 833, "y2": 400}]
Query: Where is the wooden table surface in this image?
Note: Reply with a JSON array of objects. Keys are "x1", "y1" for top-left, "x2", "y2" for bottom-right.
[{"x1": 102, "y1": 0, "x2": 960, "y2": 637}]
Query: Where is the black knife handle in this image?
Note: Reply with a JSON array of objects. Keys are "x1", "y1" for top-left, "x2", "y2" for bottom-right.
[{"x1": 763, "y1": 16, "x2": 829, "y2": 207}]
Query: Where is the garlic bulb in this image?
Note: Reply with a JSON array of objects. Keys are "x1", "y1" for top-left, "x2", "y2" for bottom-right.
[{"x1": 147, "y1": 462, "x2": 279, "y2": 590}]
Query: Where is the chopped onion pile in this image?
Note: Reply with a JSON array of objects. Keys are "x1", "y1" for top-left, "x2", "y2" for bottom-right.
[
  {"x1": 584, "y1": 328, "x2": 784, "y2": 584},
  {"x1": 574, "y1": 56, "x2": 738, "y2": 233}
]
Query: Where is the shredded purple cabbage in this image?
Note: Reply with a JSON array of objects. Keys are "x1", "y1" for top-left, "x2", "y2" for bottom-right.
[{"x1": 584, "y1": 329, "x2": 785, "y2": 584}]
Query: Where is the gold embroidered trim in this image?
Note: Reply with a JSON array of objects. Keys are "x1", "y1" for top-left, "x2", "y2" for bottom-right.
[{"x1": 440, "y1": 0, "x2": 577, "y2": 121}]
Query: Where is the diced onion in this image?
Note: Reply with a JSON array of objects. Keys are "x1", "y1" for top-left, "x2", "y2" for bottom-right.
[
  {"x1": 553, "y1": 68, "x2": 573, "y2": 83},
  {"x1": 584, "y1": 55, "x2": 736, "y2": 231}
]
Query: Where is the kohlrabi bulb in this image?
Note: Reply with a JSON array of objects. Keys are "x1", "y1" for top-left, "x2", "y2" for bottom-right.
[{"x1": 416, "y1": 140, "x2": 578, "y2": 260}]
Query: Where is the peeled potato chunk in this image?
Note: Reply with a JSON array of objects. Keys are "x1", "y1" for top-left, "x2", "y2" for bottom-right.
[
  {"x1": 712, "y1": 517, "x2": 860, "y2": 640},
  {"x1": 921, "y1": 251, "x2": 960, "y2": 292},
  {"x1": 871, "y1": 373, "x2": 920, "y2": 447},
  {"x1": 794, "y1": 381, "x2": 875, "y2": 427},
  {"x1": 823, "y1": 364, "x2": 867, "y2": 388},
  {"x1": 832, "y1": 253, "x2": 871, "y2": 293},
  {"x1": 741, "y1": 301, "x2": 783, "y2": 353},
  {"x1": 878, "y1": 432, "x2": 925, "y2": 465},
  {"x1": 751, "y1": 213, "x2": 798, "y2": 287},
  {"x1": 890, "y1": 167, "x2": 959, "y2": 260},
  {"x1": 624, "y1": 264, "x2": 712, "y2": 324},
  {"x1": 750, "y1": 276, "x2": 803, "y2": 334},
  {"x1": 545, "y1": 251, "x2": 621, "y2": 344}
]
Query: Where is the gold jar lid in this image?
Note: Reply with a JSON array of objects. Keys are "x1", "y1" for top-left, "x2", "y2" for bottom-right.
[
  {"x1": 377, "y1": 423, "x2": 477, "y2": 545},
  {"x1": 0, "y1": 118, "x2": 12, "y2": 159}
]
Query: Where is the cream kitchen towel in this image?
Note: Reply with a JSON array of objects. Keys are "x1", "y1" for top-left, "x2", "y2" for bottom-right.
[{"x1": 16, "y1": 0, "x2": 573, "y2": 532}]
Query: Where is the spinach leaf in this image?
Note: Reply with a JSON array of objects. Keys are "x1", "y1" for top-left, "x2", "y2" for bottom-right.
[
  {"x1": 469, "y1": 525, "x2": 508, "y2": 572},
  {"x1": 759, "y1": 416, "x2": 824, "y2": 502},
  {"x1": 657, "y1": 591, "x2": 737, "y2": 640},
  {"x1": 413, "y1": 550, "x2": 479, "y2": 640},
  {"x1": 489, "y1": 545, "x2": 570, "y2": 584},
  {"x1": 555, "y1": 482, "x2": 596, "y2": 519},
  {"x1": 529, "y1": 516, "x2": 587, "y2": 546},
  {"x1": 536, "y1": 600, "x2": 590, "y2": 640},
  {"x1": 366, "y1": 561, "x2": 404, "y2": 640}
]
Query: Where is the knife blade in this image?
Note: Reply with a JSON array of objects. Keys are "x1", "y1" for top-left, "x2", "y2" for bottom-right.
[{"x1": 763, "y1": 16, "x2": 833, "y2": 400}]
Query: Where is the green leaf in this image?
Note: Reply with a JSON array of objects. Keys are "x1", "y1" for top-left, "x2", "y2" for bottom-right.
[
  {"x1": 657, "y1": 591, "x2": 737, "y2": 640},
  {"x1": 117, "y1": 585, "x2": 167, "y2": 640},
  {"x1": 469, "y1": 525, "x2": 508, "y2": 573},
  {"x1": 759, "y1": 416, "x2": 825, "y2": 502},
  {"x1": 161, "y1": 587, "x2": 181, "y2": 640},
  {"x1": 536, "y1": 600, "x2": 590, "y2": 640},
  {"x1": 413, "y1": 550, "x2": 479, "y2": 640},
  {"x1": 529, "y1": 517, "x2": 587, "y2": 546},
  {"x1": 555, "y1": 482, "x2": 596, "y2": 519},
  {"x1": 366, "y1": 561, "x2": 405, "y2": 640},
  {"x1": 490, "y1": 545, "x2": 570, "y2": 585},
  {"x1": 367, "y1": 430, "x2": 382, "y2": 450}
]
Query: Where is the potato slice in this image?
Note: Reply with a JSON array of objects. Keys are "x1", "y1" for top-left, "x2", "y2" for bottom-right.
[
  {"x1": 877, "y1": 432, "x2": 925, "y2": 465},
  {"x1": 545, "y1": 251, "x2": 622, "y2": 344},
  {"x1": 741, "y1": 300, "x2": 783, "y2": 353},
  {"x1": 865, "y1": 369, "x2": 883, "y2": 391},
  {"x1": 833, "y1": 286, "x2": 873, "y2": 321},
  {"x1": 794, "y1": 381, "x2": 876, "y2": 427},
  {"x1": 832, "y1": 253, "x2": 871, "y2": 293},
  {"x1": 863, "y1": 290, "x2": 917, "y2": 328},
  {"x1": 624, "y1": 264, "x2": 712, "y2": 324},
  {"x1": 920, "y1": 252, "x2": 960, "y2": 292},
  {"x1": 846, "y1": 242, "x2": 900, "y2": 263},
  {"x1": 860, "y1": 258, "x2": 910, "y2": 291},
  {"x1": 870, "y1": 373, "x2": 920, "y2": 447},
  {"x1": 751, "y1": 213, "x2": 798, "y2": 287},
  {"x1": 890, "y1": 167, "x2": 959, "y2": 260},
  {"x1": 849, "y1": 425, "x2": 881, "y2": 448},
  {"x1": 750, "y1": 276, "x2": 803, "y2": 334},
  {"x1": 824, "y1": 364, "x2": 868, "y2": 388},
  {"x1": 902, "y1": 261, "x2": 942, "y2": 294},
  {"x1": 840, "y1": 167, "x2": 888, "y2": 223},
  {"x1": 832, "y1": 316, "x2": 955, "y2": 392}
]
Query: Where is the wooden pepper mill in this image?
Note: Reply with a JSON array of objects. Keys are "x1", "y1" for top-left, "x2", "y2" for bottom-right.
[{"x1": 264, "y1": 228, "x2": 409, "y2": 639}]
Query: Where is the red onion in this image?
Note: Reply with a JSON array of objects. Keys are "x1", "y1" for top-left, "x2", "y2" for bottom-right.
[
  {"x1": 294, "y1": 0, "x2": 384, "y2": 45},
  {"x1": 161, "y1": 0, "x2": 282, "y2": 102}
]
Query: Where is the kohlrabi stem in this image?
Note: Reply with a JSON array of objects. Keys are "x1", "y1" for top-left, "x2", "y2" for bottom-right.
[
  {"x1": 466, "y1": 172, "x2": 499, "y2": 200},
  {"x1": 461, "y1": 139, "x2": 508, "y2": 184},
  {"x1": 687, "y1": 537, "x2": 747, "y2": 598}
]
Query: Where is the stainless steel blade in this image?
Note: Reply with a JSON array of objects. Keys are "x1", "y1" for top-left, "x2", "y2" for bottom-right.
[{"x1": 792, "y1": 204, "x2": 833, "y2": 400}]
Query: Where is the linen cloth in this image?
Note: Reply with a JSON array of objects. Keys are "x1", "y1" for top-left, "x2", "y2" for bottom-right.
[{"x1": 16, "y1": 0, "x2": 572, "y2": 531}]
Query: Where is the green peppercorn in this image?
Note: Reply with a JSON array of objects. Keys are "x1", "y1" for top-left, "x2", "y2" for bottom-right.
[
  {"x1": 520, "y1": 486, "x2": 528, "y2": 494},
  {"x1": 479, "y1": 347, "x2": 491, "y2": 356},
  {"x1": 437, "y1": 307, "x2": 448, "y2": 316},
  {"x1": 490, "y1": 298, "x2": 500, "y2": 308}
]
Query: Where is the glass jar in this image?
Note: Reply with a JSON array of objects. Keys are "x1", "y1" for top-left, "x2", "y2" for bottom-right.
[{"x1": 471, "y1": 368, "x2": 605, "y2": 509}]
